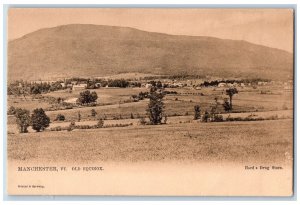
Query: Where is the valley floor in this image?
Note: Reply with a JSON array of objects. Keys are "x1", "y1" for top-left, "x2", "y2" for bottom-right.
[{"x1": 7, "y1": 119, "x2": 293, "y2": 164}]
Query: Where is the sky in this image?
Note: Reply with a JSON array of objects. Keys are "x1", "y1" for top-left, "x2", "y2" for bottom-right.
[{"x1": 8, "y1": 8, "x2": 294, "y2": 52}]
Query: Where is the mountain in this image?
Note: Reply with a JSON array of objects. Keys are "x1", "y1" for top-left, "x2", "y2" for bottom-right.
[{"x1": 8, "y1": 24, "x2": 293, "y2": 81}]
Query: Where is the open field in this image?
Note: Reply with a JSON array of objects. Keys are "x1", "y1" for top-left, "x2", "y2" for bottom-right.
[
  {"x1": 7, "y1": 82, "x2": 294, "y2": 166},
  {"x1": 7, "y1": 86, "x2": 293, "y2": 122},
  {"x1": 43, "y1": 87, "x2": 149, "y2": 105},
  {"x1": 8, "y1": 119, "x2": 293, "y2": 164},
  {"x1": 7, "y1": 109, "x2": 293, "y2": 134}
]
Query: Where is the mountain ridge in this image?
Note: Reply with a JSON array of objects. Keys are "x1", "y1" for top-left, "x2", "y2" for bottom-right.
[{"x1": 8, "y1": 24, "x2": 293, "y2": 81}]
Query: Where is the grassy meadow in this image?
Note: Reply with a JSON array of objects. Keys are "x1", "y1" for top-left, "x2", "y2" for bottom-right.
[{"x1": 7, "y1": 84, "x2": 293, "y2": 164}]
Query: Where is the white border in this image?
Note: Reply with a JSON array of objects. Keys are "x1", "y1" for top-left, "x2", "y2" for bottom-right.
[{"x1": 0, "y1": 0, "x2": 299, "y2": 205}]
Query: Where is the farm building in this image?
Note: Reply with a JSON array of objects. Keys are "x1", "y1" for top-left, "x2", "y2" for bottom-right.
[
  {"x1": 64, "y1": 97, "x2": 78, "y2": 104},
  {"x1": 258, "y1": 82, "x2": 268, "y2": 86},
  {"x1": 72, "y1": 84, "x2": 87, "y2": 91},
  {"x1": 218, "y1": 83, "x2": 226, "y2": 87},
  {"x1": 145, "y1": 84, "x2": 152, "y2": 89}
]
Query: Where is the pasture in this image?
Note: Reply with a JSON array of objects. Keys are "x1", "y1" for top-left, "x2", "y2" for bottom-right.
[
  {"x1": 7, "y1": 84, "x2": 293, "y2": 164},
  {"x1": 8, "y1": 119, "x2": 293, "y2": 164},
  {"x1": 7, "y1": 85, "x2": 293, "y2": 123}
]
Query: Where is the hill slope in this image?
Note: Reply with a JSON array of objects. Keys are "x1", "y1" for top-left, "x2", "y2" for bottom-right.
[{"x1": 8, "y1": 24, "x2": 293, "y2": 81}]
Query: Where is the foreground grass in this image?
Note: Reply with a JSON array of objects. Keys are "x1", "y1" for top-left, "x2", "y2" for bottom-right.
[{"x1": 8, "y1": 119, "x2": 293, "y2": 164}]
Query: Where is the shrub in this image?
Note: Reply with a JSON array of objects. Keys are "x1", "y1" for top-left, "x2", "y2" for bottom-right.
[
  {"x1": 224, "y1": 116, "x2": 279, "y2": 122},
  {"x1": 75, "y1": 125, "x2": 92, "y2": 129},
  {"x1": 267, "y1": 115, "x2": 279, "y2": 120},
  {"x1": 65, "y1": 105, "x2": 74, "y2": 109},
  {"x1": 164, "y1": 115, "x2": 168, "y2": 124},
  {"x1": 97, "y1": 119, "x2": 104, "y2": 128},
  {"x1": 194, "y1": 105, "x2": 201, "y2": 120},
  {"x1": 212, "y1": 114, "x2": 223, "y2": 122},
  {"x1": 8, "y1": 106, "x2": 16, "y2": 115},
  {"x1": 50, "y1": 126, "x2": 62, "y2": 131},
  {"x1": 282, "y1": 104, "x2": 288, "y2": 110},
  {"x1": 55, "y1": 114, "x2": 65, "y2": 121},
  {"x1": 139, "y1": 117, "x2": 146, "y2": 125},
  {"x1": 91, "y1": 109, "x2": 97, "y2": 117},
  {"x1": 68, "y1": 121, "x2": 76, "y2": 131},
  {"x1": 78, "y1": 112, "x2": 81, "y2": 122},
  {"x1": 202, "y1": 111, "x2": 210, "y2": 122}
]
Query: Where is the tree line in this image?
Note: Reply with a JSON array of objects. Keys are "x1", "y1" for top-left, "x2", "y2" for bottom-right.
[{"x1": 200, "y1": 78, "x2": 271, "y2": 87}]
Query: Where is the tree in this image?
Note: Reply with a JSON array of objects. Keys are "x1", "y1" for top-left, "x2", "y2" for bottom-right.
[
  {"x1": 91, "y1": 109, "x2": 97, "y2": 117},
  {"x1": 78, "y1": 111, "x2": 81, "y2": 122},
  {"x1": 202, "y1": 110, "x2": 210, "y2": 122},
  {"x1": 90, "y1": 91, "x2": 98, "y2": 103},
  {"x1": 130, "y1": 113, "x2": 134, "y2": 119},
  {"x1": 223, "y1": 98, "x2": 231, "y2": 112},
  {"x1": 15, "y1": 108, "x2": 31, "y2": 133},
  {"x1": 31, "y1": 108, "x2": 50, "y2": 132},
  {"x1": 225, "y1": 88, "x2": 238, "y2": 109},
  {"x1": 210, "y1": 106, "x2": 217, "y2": 121},
  {"x1": 214, "y1": 97, "x2": 219, "y2": 106},
  {"x1": 30, "y1": 84, "x2": 42, "y2": 94},
  {"x1": 156, "y1": 81, "x2": 163, "y2": 88},
  {"x1": 78, "y1": 90, "x2": 98, "y2": 105},
  {"x1": 194, "y1": 105, "x2": 201, "y2": 120},
  {"x1": 147, "y1": 87, "x2": 165, "y2": 125}
]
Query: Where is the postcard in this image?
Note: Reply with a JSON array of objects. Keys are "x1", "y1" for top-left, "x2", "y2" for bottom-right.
[{"x1": 6, "y1": 8, "x2": 294, "y2": 196}]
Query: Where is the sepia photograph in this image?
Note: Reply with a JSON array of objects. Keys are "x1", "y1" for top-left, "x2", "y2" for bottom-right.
[{"x1": 6, "y1": 7, "x2": 294, "y2": 196}]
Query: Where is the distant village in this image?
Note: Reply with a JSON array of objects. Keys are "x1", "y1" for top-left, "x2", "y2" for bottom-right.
[{"x1": 25, "y1": 77, "x2": 293, "y2": 91}]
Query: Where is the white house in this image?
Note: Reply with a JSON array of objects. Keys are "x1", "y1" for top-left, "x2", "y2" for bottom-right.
[
  {"x1": 64, "y1": 97, "x2": 78, "y2": 104},
  {"x1": 72, "y1": 84, "x2": 87, "y2": 91},
  {"x1": 145, "y1": 84, "x2": 152, "y2": 89},
  {"x1": 258, "y1": 82, "x2": 268, "y2": 86},
  {"x1": 218, "y1": 83, "x2": 226, "y2": 87}
]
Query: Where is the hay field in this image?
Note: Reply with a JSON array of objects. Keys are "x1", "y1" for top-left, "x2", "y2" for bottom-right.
[{"x1": 8, "y1": 119, "x2": 293, "y2": 164}]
